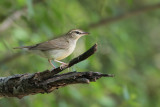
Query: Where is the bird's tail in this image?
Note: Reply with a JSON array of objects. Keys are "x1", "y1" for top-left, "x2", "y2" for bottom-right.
[{"x1": 13, "y1": 46, "x2": 32, "y2": 49}]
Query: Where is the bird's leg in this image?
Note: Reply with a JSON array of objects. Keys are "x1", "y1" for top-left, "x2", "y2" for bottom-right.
[
  {"x1": 54, "y1": 60, "x2": 68, "y2": 65},
  {"x1": 54, "y1": 59, "x2": 68, "y2": 69},
  {"x1": 48, "y1": 59, "x2": 56, "y2": 69}
]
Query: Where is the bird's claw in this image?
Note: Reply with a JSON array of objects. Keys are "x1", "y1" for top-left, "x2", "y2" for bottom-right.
[{"x1": 60, "y1": 63, "x2": 68, "y2": 70}]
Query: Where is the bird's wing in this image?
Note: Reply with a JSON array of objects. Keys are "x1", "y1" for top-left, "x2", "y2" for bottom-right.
[{"x1": 29, "y1": 37, "x2": 69, "y2": 51}]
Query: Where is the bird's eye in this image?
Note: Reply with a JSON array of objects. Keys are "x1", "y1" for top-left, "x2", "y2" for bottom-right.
[{"x1": 75, "y1": 31, "x2": 81, "y2": 34}]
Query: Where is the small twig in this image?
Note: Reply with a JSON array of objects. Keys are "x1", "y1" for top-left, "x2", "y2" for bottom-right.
[{"x1": 68, "y1": 43, "x2": 97, "y2": 67}]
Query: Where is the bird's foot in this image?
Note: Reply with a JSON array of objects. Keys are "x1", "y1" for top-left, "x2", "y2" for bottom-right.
[{"x1": 60, "y1": 63, "x2": 68, "y2": 70}]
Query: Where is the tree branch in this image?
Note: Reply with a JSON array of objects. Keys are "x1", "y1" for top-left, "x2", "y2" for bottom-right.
[
  {"x1": 0, "y1": 0, "x2": 45, "y2": 34},
  {"x1": 0, "y1": 44, "x2": 114, "y2": 98},
  {"x1": 0, "y1": 9, "x2": 26, "y2": 33},
  {"x1": 88, "y1": 3, "x2": 160, "y2": 28}
]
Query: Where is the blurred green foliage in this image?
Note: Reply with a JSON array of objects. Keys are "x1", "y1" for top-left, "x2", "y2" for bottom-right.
[{"x1": 0, "y1": 0, "x2": 160, "y2": 107}]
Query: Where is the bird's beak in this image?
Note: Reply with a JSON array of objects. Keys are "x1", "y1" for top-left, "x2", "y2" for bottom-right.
[{"x1": 81, "y1": 32, "x2": 90, "y2": 35}]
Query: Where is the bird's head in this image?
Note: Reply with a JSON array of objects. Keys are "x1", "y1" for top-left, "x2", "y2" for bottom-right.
[{"x1": 66, "y1": 29, "x2": 89, "y2": 40}]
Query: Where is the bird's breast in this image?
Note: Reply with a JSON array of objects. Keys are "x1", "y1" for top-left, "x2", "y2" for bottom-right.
[{"x1": 46, "y1": 41, "x2": 76, "y2": 60}]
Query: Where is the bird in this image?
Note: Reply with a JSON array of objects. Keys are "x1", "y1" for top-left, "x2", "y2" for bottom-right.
[{"x1": 14, "y1": 29, "x2": 89, "y2": 69}]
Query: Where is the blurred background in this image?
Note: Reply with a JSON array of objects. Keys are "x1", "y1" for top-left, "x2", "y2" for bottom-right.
[{"x1": 0, "y1": 0, "x2": 160, "y2": 107}]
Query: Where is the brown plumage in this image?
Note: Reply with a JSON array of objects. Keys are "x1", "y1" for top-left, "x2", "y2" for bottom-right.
[{"x1": 14, "y1": 29, "x2": 89, "y2": 69}]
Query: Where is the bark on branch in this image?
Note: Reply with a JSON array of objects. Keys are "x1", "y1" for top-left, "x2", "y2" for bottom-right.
[{"x1": 0, "y1": 44, "x2": 114, "y2": 98}]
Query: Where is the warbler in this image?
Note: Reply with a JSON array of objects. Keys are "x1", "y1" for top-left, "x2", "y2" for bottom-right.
[{"x1": 14, "y1": 29, "x2": 89, "y2": 69}]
